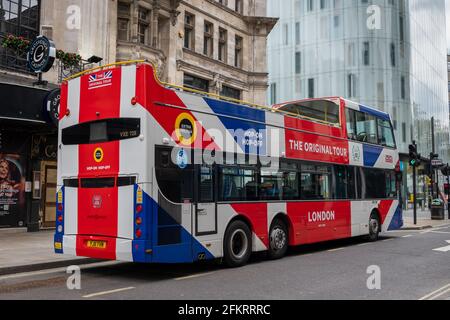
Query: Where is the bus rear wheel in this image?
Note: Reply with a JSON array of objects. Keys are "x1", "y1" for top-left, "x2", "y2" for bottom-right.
[
  {"x1": 223, "y1": 220, "x2": 252, "y2": 268},
  {"x1": 268, "y1": 219, "x2": 288, "y2": 260},
  {"x1": 367, "y1": 212, "x2": 381, "y2": 242}
]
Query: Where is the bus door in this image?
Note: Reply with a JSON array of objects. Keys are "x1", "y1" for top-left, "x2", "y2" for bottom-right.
[
  {"x1": 154, "y1": 147, "x2": 194, "y2": 262},
  {"x1": 195, "y1": 165, "x2": 217, "y2": 236}
]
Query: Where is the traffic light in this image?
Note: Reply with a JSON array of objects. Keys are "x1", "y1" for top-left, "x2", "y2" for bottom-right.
[{"x1": 408, "y1": 144, "x2": 421, "y2": 167}]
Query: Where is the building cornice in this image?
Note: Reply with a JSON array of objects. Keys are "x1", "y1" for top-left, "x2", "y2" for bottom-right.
[{"x1": 244, "y1": 16, "x2": 279, "y2": 35}]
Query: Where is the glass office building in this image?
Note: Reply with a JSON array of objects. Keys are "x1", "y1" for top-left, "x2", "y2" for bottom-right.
[{"x1": 267, "y1": 0, "x2": 449, "y2": 207}]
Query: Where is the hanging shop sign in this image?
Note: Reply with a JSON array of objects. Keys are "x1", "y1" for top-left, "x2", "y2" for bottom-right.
[{"x1": 27, "y1": 35, "x2": 56, "y2": 73}]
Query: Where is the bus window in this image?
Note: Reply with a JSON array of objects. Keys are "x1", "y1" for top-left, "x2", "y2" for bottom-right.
[
  {"x1": 386, "y1": 171, "x2": 397, "y2": 198},
  {"x1": 346, "y1": 109, "x2": 357, "y2": 140},
  {"x1": 333, "y1": 166, "x2": 348, "y2": 199},
  {"x1": 278, "y1": 100, "x2": 340, "y2": 125},
  {"x1": 355, "y1": 112, "x2": 378, "y2": 144},
  {"x1": 377, "y1": 119, "x2": 396, "y2": 148},
  {"x1": 260, "y1": 169, "x2": 283, "y2": 201},
  {"x1": 155, "y1": 147, "x2": 193, "y2": 203},
  {"x1": 199, "y1": 166, "x2": 214, "y2": 203},
  {"x1": 219, "y1": 167, "x2": 258, "y2": 202},
  {"x1": 300, "y1": 165, "x2": 331, "y2": 200},
  {"x1": 62, "y1": 118, "x2": 141, "y2": 145},
  {"x1": 363, "y1": 168, "x2": 389, "y2": 199},
  {"x1": 347, "y1": 167, "x2": 356, "y2": 200}
]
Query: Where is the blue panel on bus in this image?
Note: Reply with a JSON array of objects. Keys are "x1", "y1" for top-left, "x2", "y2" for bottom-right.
[
  {"x1": 388, "y1": 205, "x2": 403, "y2": 231},
  {"x1": 204, "y1": 98, "x2": 267, "y2": 155},
  {"x1": 359, "y1": 105, "x2": 390, "y2": 121},
  {"x1": 54, "y1": 186, "x2": 64, "y2": 254},
  {"x1": 363, "y1": 144, "x2": 383, "y2": 167},
  {"x1": 133, "y1": 190, "x2": 215, "y2": 263}
]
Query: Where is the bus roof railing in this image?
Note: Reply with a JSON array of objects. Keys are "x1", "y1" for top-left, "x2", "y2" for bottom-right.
[{"x1": 63, "y1": 60, "x2": 343, "y2": 128}]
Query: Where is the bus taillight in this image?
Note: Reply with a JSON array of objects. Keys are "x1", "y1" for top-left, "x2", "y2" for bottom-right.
[
  {"x1": 135, "y1": 229, "x2": 142, "y2": 238},
  {"x1": 136, "y1": 204, "x2": 143, "y2": 213},
  {"x1": 58, "y1": 204, "x2": 63, "y2": 212},
  {"x1": 136, "y1": 217, "x2": 142, "y2": 225},
  {"x1": 57, "y1": 215, "x2": 63, "y2": 222}
]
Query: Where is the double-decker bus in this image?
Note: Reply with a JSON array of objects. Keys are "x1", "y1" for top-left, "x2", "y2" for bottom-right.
[{"x1": 54, "y1": 61, "x2": 403, "y2": 267}]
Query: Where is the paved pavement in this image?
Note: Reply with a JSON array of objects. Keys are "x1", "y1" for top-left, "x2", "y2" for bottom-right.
[
  {"x1": 0, "y1": 230, "x2": 96, "y2": 275},
  {"x1": 0, "y1": 223, "x2": 449, "y2": 300}
]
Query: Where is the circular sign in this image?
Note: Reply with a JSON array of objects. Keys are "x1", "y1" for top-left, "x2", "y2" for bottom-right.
[
  {"x1": 175, "y1": 113, "x2": 197, "y2": 146},
  {"x1": 45, "y1": 88, "x2": 61, "y2": 126},
  {"x1": 27, "y1": 36, "x2": 56, "y2": 73},
  {"x1": 176, "y1": 149, "x2": 188, "y2": 169},
  {"x1": 94, "y1": 148, "x2": 104, "y2": 163}
]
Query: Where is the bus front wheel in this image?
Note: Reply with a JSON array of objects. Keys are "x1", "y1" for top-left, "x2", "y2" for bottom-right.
[
  {"x1": 223, "y1": 220, "x2": 252, "y2": 268},
  {"x1": 268, "y1": 219, "x2": 288, "y2": 260}
]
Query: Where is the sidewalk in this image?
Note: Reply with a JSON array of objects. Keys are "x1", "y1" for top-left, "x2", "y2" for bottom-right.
[
  {"x1": 0, "y1": 229, "x2": 97, "y2": 276},
  {"x1": 401, "y1": 208, "x2": 450, "y2": 230}
]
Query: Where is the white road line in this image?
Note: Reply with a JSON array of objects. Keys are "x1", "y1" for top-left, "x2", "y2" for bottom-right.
[
  {"x1": 419, "y1": 283, "x2": 450, "y2": 300},
  {"x1": 327, "y1": 247, "x2": 345, "y2": 252},
  {"x1": 174, "y1": 272, "x2": 216, "y2": 281},
  {"x1": 429, "y1": 288, "x2": 450, "y2": 300},
  {"x1": 430, "y1": 231, "x2": 450, "y2": 234},
  {"x1": 402, "y1": 235, "x2": 413, "y2": 238},
  {"x1": 0, "y1": 261, "x2": 121, "y2": 281},
  {"x1": 83, "y1": 287, "x2": 135, "y2": 298}
]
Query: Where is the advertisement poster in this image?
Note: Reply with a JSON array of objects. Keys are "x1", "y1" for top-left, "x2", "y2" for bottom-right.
[{"x1": 0, "y1": 154, "x2": 26, "y2": 223}]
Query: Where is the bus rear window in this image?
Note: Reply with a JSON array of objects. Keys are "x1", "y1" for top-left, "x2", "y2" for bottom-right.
[{"x1": 62, "y1": 118, "x2": 140, "y2": 145}]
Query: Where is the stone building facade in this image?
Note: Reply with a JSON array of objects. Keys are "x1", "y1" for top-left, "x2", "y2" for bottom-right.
[{"x1": 41, "y1": 0, "x2": 277, "y2": 105}]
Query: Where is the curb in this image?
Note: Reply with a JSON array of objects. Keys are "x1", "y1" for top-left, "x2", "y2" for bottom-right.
[
  {"x1": 0, "y1": 228, "x2": 27, "y2": 235},
  {"x1": 0, "y1": 258, "x2": 101, "y2": 276}
]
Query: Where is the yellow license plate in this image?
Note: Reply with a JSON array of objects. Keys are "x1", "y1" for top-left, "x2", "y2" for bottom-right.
[{"x1": 86, "y1": 240, "x2": 107, "y2": 249}]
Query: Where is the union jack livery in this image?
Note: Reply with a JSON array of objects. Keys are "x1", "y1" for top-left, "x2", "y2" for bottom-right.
[{"x1": 54, "y1": 61, "x2": 403, "y2": 267}]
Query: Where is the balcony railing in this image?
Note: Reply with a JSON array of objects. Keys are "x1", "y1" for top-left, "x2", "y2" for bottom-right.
[{"x1": 0, "y1": 34, "x2": 34, "y2": 75}]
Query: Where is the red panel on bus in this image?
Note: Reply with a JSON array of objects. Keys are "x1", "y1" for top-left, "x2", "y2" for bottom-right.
[
  {"x1": 78, "y1": 141, "x2": 120, "y2": 176},
  {"x1": 287, "y1": 201, "x2": 351, "y2": 245},
  {"x1": 78, "y1": 67, "x2": 122, "y2": 123},
  {"x1": 231, "y1": 203, "x2": 269, "y2": 247},
  {"x1": 77, "y1": 184, "x2": 119, "y2": 239},
  {"x1": 285, "y1": 128, "x2": 349, "y2": 165},
  {"x1": 377, "y1": 200, "x2": 395, "y2": 224}
]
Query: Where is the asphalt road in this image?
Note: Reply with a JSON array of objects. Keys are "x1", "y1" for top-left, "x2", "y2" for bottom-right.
[{"x1": 1, "y1": 224, "x2": 449, "y2": 300}]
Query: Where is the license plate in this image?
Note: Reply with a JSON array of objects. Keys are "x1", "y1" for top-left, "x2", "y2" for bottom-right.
[{"x1": 86, "y1": 240, "x2": 107, "y2": 249}]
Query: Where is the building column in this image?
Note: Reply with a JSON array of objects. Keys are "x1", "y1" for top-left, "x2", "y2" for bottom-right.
[{"x1": 151, "y1": 1, "x2": 160, "y2": 48}]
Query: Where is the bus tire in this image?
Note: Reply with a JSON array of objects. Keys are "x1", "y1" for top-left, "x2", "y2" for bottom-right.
[
  {"x1": 367, "y1": 212, "x2": 381, "y2": 242},
  {"x1": 268, "y1": 219, "x2": 288, "y2": 260},
  {"x1": 223, "y1": 220, "x2": 252, "y2": 268}
]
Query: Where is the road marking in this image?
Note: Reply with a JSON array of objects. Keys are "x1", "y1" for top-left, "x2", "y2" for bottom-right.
[
  {"x1": 174, "y1": 272, "x2": 216, "y2": 281},
  {"x1": 419, "y1": 283, "x2": 450, "y2": 300},
  {"x1": 402, "y1": 235, "x2": 413, "y2": 238},
  {"x1": 429, "y1": 288, "x2": 450, "y2": 300},
  {"x1": 430, "y1": 231, "x2": 450, "y2": 234},
  {"x1": 381, "y1": 238, "x2": 395, "y2": 242},
  {"x1": 327, "y1": 247, "x2": 345, "y2": 252},
  {"x1": 83, "y1": 287, "x2": 135, "y2": 298},
  {"x1": 357, "y1": 243, "x2": 370, "y2": 246},
  {"x1": 0, "y1": 261, "x2": 121, "y2": 281},
  {"x1": 433, "y1": 240, "x2": 450, "y2": 252}
]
